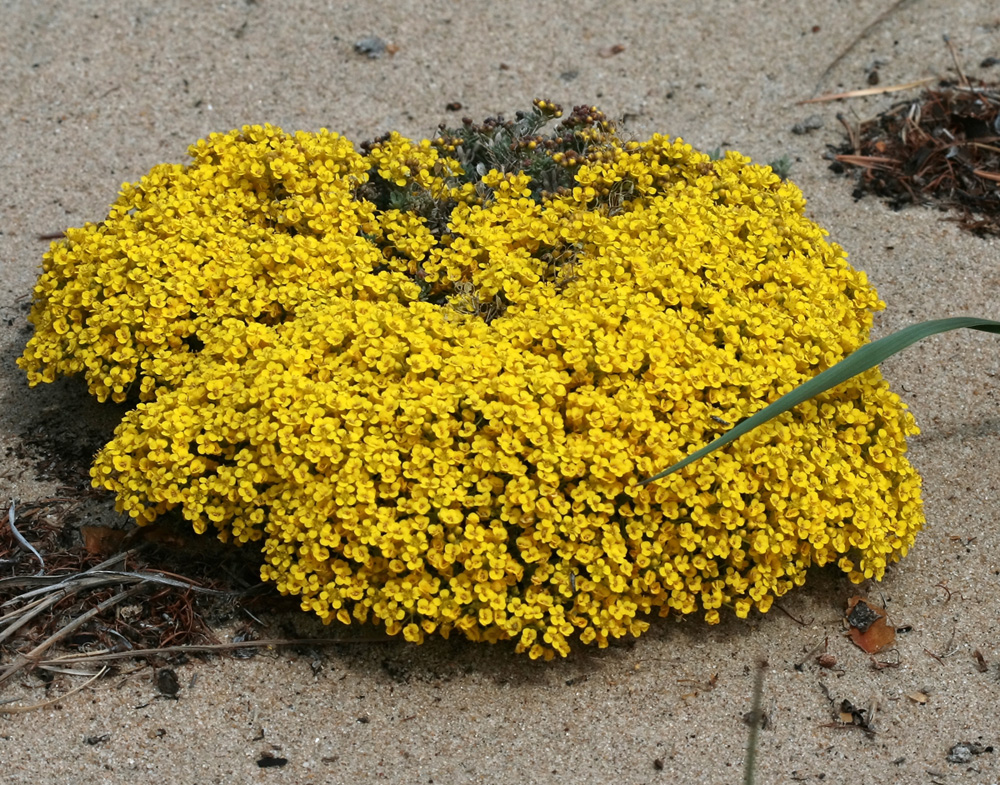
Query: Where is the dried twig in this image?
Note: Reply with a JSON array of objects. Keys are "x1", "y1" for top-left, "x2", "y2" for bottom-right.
[
  {"x1": 0, "y1": 549, "x2": 134, "y2": 604},
  {"x1": 800, "y1": 77, "x2": 936, "y2": 104},
  {"x1": 773, "y1": 603, "x2": 812, "y2": 627},
  {"x1": 833, "y1": 154, "x2": 900, "y2": 169},
  {"x1": 837, "y1": 113, "x2": 860, "y2": 154},
  {"x1": 0, "y1": 591, "x2": 68, "y2": 648},
  {"x1": 5, "y1": 500, "x2": 45, "y2": 574},
  {"x1": 794, "y1": 637, "x2": 828, "y2": 670},
  {"x1": 39, "y1": 636, "x2": 397, "y2": 665},
  {"x1": 2, "y1": 569, "x2": 250, "y2": 601},
  {"x1": 943, "y1": 35, "x2": 969, "y2": 88},
  {"x1": 813, "y1": 0, "x2": 919, "y2": 95},
  {"x1": 0, "y1": 666, "x2": 108, "y2": 714},
  {"x1": 973, "y1": 169, "x2": 1000, "y2": 183},
  {"x1": 0, "y1": 586, "x2": 143, "y2": 688}
]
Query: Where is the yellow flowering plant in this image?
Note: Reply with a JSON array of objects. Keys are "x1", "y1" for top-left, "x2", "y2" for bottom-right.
[{"x1": 20, "y1": 101, "x2": 931, "y2": 659}]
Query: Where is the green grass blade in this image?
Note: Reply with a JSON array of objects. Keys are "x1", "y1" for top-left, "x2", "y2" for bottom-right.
[{"x1": 641, "y1": 317, "x2": 1000, "y2": 485}]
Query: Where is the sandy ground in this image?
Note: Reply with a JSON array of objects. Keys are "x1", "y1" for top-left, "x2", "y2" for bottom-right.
[{"x1": 2, "y1": 1, "x2": 1000, "y2": 783}]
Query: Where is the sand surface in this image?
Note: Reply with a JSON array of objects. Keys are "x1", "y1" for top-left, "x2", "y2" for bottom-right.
[{"x1": 2, "y1": 2, "x2": 1000, "y2": 783}]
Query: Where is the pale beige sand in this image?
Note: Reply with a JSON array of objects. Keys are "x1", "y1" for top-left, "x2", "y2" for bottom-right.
[{"x1": 2, "y1": 2, "x2": 1000, "y2": 783}]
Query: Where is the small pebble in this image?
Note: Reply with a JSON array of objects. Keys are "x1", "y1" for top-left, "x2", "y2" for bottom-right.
[
  {"x1": 791, "y1": 115, "x2": 824, "y2": 135},
  {"x1": 354, "y1": 36, "x2": 387, "y2": 59},
  {"x1": 946, "y1": 745, "x2": 973, "y2": 764},
  {"x1": 946, "y1": 741, "x2": 992, "y2": 764}
]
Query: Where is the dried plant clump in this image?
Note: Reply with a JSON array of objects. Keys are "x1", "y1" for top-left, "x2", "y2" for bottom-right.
[
  {"x1": 833, "y1": 79, "x2": 1000, "y2": 235},
  {"x1": 0, "y1": 501, "x2": 227, "y2": 690}
]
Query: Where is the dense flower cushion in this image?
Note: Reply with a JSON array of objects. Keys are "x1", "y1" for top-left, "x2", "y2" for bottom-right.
[{"x1": 21, "y1": 107, "x2": 923, "y2": 658}]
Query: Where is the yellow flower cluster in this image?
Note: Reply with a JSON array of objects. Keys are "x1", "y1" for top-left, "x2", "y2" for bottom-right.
[
  {"x1": 19, "y1": 124, "x2": 418, "y2": 402},
  {"x1": 23, "y1": 110, "x2": 924, "y2": 658}
]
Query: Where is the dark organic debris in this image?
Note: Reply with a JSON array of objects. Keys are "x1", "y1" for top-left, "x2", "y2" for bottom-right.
[
  {"x1": 818, "y1": 683, "x2": 877, "y2": 737},
  {"x1": 846, "y1": 597, "x2": 880, "y2": 632},
  {"x1": 231, "y1": 624, "x2": 261, "y2": 659},
  {"x1": 0, "y1": 499, "x2": 272, "y2": 701},
  {"x1": 257, "y1": 754, "x2": 289, "y2": 769},
  {"x1": 155, "y1": 667, "x2": 180, "y2": 697},
  {"x1": 832, "y1": 79, "x2": 1000, "y2": 235},
  {"x1": 838, "y1": 699, "x2": 869, "y2": 727}
]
